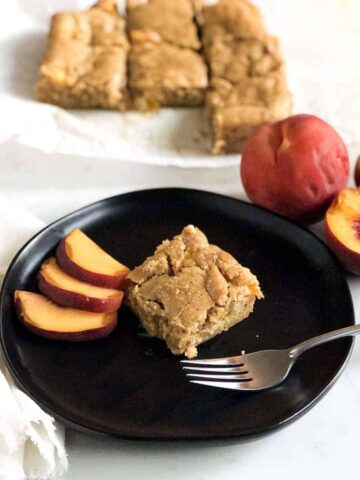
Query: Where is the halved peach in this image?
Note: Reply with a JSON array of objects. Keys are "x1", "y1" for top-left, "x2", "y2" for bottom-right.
[
  {"x1": 14, "y1": 290, "x2": 117, "y2": 341},
  {"x1": 354, "y1": 156, "x2": 360, "y2": 187},
  {"x1": 38, "y1": 258, "x2": 124, "y2": 313},
  {"x1": 56, "y1": 228, "x2": 130, "y2": 289},
  {"x1": 325, "y1": 189, "x2": 360, "y2": 275}
]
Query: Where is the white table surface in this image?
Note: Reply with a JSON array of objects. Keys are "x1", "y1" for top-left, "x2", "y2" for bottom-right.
[{"x1": 1, "y1": 138, "x2": 360, "y2": 480}]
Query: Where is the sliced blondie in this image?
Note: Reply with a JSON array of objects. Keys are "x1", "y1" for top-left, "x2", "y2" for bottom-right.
[
  {"x1": 207, "y1": 72, "x2": 292, "y2": 154},
  {"x1": 126, "y1": 0, "x2": 201, "y2": 49},
  {"x1": 126, "y1": 0, "x2": 208, "y2": 110},
  {"x1": 200, "y1": 0, "x2": 292, "y2": 154},
  {"x1": 126, "y1": 225, "x2": 263, "y2": 358},
  {"x1": 36, "y1": 0, "x2": 129, "y2": 110}
]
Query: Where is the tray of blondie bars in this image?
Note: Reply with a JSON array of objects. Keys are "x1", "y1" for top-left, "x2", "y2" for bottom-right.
[{"x1": 2, "y1": 0, "x2": 358, "y2": 167}]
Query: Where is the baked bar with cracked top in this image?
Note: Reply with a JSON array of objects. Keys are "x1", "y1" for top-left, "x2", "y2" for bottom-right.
[
  {"x1": 200, "y1": 0, "x2": 267, "y2": 47},
  {"x1": 128, "y1": 31, "x2": 208, "y2": 111},
  {"x1": 204, "y1": 35, "x2": 284, "y2": 84},
  {"x1": 208, "y1": 71, "x2": 292, "y2": 154},
  {"x1": 36, "y1": 0, "x2": 129, "y2": 110},
  {"x1": 200, "y1": 0, "x2": 292, "y2": 154},
  {"x1": 126, "y1": 225, "x2": 263, "y2": 358},
  {"x1": 126, "y1": 0, "x2": 201, "y2": 50},
  {"x1": 126, "y1": 0, "x2": 208, "y2": 111}
]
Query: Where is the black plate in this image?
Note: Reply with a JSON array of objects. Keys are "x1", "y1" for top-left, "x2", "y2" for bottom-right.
[{"x1": 0, "y1": 188, "x2": 354, "y2": 440}]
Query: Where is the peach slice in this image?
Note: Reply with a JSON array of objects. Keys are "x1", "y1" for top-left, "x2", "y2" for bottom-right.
[
  {"x1": 354, "y1": 155, "x2": 360, "y2": 187},
  {"x1": 325, "y1": 189, "x2": 360, "y2": 275},
  {"x1": 14, "y1": 290, "x2": 117, "y2": 341},
  {"x1": 38, "y1": 258, "x2": 124, "y2": 312},
  {"x1": 56, "y1": 228, "x2": 130, "y2": 289}
]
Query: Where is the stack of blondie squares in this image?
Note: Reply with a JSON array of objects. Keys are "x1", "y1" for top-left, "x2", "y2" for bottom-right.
[{"x1": 36, "y1": 0, "x2": 292, "y2": 154}]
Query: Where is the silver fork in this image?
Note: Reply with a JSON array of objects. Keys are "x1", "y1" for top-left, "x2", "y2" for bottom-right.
[{"x1": 181, "y1": 324, "x2": 360, "y2": 391}]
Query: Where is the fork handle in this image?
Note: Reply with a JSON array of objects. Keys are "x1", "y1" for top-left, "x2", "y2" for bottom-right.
[{"x1": 289, "y1": 324, "x2": 360, "y2": 359}]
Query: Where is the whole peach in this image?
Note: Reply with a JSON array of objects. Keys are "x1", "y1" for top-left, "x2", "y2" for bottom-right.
[{"x1": 240, "y1": 114, "x2": 349, "y2": 224}]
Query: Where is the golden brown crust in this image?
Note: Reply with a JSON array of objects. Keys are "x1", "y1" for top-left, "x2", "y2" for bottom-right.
[
  {"x1": 128, "y1": 38, "x2": 208, "y2": 111},
  {"x1": 207, "y1": 71, "x2": 292, "y2": 114},
  {"x1": 126, "y1": 0, "x2": 201, "y2": 49},
  {"x1": 205, "y1": 35, "x2": 284, "y2": 83},
  {"x1": 36, "y1": 1, "x2": 129, "y2": 110},
  {"x1": 126, "y1": 225, "x2": 262, "y2": 358},
  {"x1": 201, "y1": 0, "x2": 267, "y2": 45}
]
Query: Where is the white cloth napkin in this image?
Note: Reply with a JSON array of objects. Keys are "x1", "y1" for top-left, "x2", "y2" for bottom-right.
[{"x1": 0, "y1": 197, "x2": 68, "y2": 480}]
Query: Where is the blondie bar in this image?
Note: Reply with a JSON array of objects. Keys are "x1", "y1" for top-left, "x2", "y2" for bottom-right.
[
  {"x1": 36, "y1": 0, "x2": 129, "y2": 110},
  {"x1": 208, "y1": 72, "x2": 292, "y2": 154},
  {"x1": 200, "y1": 0, "x2": 292, "y2": 154},
  {"x1": 126, "y1": 0, "x2": 208, "y2": 110},
  {"x1": 126, "y1": 225, "x2": 263, "y2": 358},
  {"x1": 126, "y1": 0, "x2": 201, "y2": 49}
]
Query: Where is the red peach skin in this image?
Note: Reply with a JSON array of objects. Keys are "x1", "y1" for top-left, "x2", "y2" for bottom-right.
[
  {"x1": 15, "y1": 291, "x2": 117, "y2": 341},
  {"x1": 241, "y1": 114, "x2": 349, "y2": 224},
  {"x1": 18, "y1": 309, "x2": 117, "y2": 341},
  {"x1": 56, "y1": 238, "x2": 130, "y2": 290},
  {"x1": 38, "y1": 272, "x2": 124, "y2": 313}
]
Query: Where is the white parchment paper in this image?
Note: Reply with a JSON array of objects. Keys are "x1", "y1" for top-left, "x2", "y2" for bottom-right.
[{"x1": 0, "y1": 0, "x2": 359, "y2": 168}]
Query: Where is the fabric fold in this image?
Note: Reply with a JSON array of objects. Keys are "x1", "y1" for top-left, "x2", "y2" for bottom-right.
[{"x1": 0, "y1": 197, "x2": 67, "y2": 480}]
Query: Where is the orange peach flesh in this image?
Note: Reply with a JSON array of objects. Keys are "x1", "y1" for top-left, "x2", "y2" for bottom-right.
[
  {"x1": 65, "y1": 229, "x2": 129, "y2": 276},
  {"x1": 326, "y1": 189, "x2": 360, "y2": 254},
  {"x1": 15, "y1": 291, "x2": 115, "y2": 332},
  {"x1": 41, "y1": 258, "x2": 122, "y2": 300}
]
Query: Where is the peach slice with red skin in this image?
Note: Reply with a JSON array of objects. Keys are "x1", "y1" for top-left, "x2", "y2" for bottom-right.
[
  {"x1": 56, "y1": 228, "x2": 130, "y2": 289},
  {"x1": 354, "y1": 156, "x2": 360, "y2": 187},
  {"x1": 14, "y1": 291, "x2": 117, "y2": 341},
  {"x1": 38, "y1": 258, "x2": 124, "y2": 313},
  {"x1": 325, "y1": 189, "x2": 360, "y2": 275}
]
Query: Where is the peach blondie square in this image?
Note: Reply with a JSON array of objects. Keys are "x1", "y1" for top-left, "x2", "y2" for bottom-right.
[
  {"x1": 126, "y1": 0, "x2": 201, "y2": 50},
  {"x1": 36, "y1": 0, "x2": 129, "y2": 110},
  {"x1": 126, "y1": 225, "x2": 263, "y2": 358},
  {"x1": 204, "y1": 35, "x2": 284, "y2": 84},
  {"x1": 128, "y1": 32, "x2": 208, "y2": 111},
  {"x1": 126, "y1": 0, "x2": 208, "y2": 110},
  {"x1": 200, "y1": 0, "x2": 292, "y2": 154},
  {"x1": 207, "y1": 72, "x2": 292, "y2": 154}
]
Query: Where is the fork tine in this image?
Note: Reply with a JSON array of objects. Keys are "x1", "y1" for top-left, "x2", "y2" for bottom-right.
[
  {"x1": 181, "y1": 356, "x2": 244, "y2": 366},
  {"x1": 190, "y1": 380, "x2": 251, "y2": 391},
  {"x1": 183, "y1": 366, "x2": 247, "y2": 373},
  {"x1": 187, "y1": 373, "x2": 250, "y2": 380}
]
